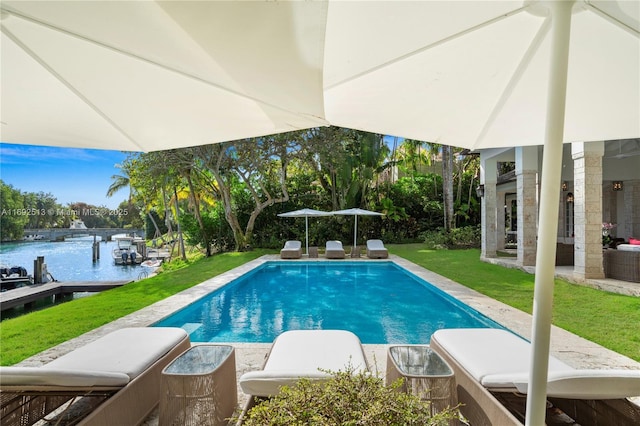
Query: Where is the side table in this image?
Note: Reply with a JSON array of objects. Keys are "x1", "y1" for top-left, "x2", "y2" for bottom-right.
[
  {"x1": 159, "y1": 344, "x2": 237, "y2": 426},
  {"x1": 386, "y1": 345, "x2": 457, "y2": 419}
]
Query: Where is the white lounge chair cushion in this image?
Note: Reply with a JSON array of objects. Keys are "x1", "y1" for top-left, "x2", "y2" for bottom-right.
[
  {"x1": 366, "y1": 239, "x2": 388, "y2": 258},
  {"x1": 431, "y1": 328, "x2": 573, "y2": 383},
  {"x1": 326, "y1": 241, "x2": 343, "y2": 251},
  {"x1": 366, "y1": 240, "x2": 386, "y2": 250},
  {"x1": 239, "y1": 330, "x2": 368, "y2": 397},
  {"x1": 484, "y1": 369, "x2": 640, "y2": 399},
  {"x1": 432, "y1": 328, "x2": 640, "y2": 400},
  {"x1": 45, "y1": 327, "x2": 189, "y2": 380},
  {"x1": 0, "y1": 367, "x2": 130, "y2": 387},
  {"x1": 617, "y1": 244, "x2": 640, "y2": 252},
  {"x1": 283, "y1": 241, "x2": 301, "y2": 250}
]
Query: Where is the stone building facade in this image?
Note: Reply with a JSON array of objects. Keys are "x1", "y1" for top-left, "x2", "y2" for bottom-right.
[{"x1": 479, "y1": 139, "x2": 640, "y2": 281}]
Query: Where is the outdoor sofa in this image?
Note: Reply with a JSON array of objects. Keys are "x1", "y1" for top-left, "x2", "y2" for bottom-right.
[
  {"x1": 430, "y1": 328, "x2": 640, "y2": 426},
  {"x1": 280, "y1": 240, "x2": 302, "y2": 259},
  {"x1": 325, "y1": 240, "x2": 346, "y2": 259},
  {"x1": 604, "y1": 243, "x2": 640, "y2": 283},
  {"x1": 0, "y1": 327, "x2": 190, "y2": 426},
  {"x1": 366, "y1": 239, "x2": 389, "y2": 259}
]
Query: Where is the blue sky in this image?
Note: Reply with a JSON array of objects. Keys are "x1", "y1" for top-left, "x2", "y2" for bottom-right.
[{"x1": 0, "y1": 143, "x2": 132, "y2": 209}]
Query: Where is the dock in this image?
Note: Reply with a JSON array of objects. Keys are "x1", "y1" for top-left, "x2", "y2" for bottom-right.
[{"x1": 0, "y1": 280, "x2": 130, "y2": 313}]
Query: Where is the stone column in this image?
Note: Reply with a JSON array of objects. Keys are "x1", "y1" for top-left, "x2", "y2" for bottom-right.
[
  {"x1": 572, "y1": 141, "x2": 604, "y2": 280},
  {"x1": 516, "y1": 146, "x2": 538, "y2": 266},
  {"x1": 481, "y1": 155, "x2": 498, "y2": 258}
]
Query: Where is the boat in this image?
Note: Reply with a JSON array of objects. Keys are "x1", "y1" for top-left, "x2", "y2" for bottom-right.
[
  {"x1": 112, "y1": 237, "x2": 142, "y2": 266},
  {"x1": 1, "y1": 266, "x2": 33, "y2": 291},
  {"x1": 23, "y1": 234, "x2": 45, "y2": 241},
  {"x1": 69, "y1": 219, "x2": 87, "y2": 229},
  {"x1": 141, "y1": 259, "x2": 162, "y2": 268}
]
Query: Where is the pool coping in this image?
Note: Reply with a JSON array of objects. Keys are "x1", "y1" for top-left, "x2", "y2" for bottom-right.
[{"x1": 19, "y1": 254, "x2": 639, "y2": 372}]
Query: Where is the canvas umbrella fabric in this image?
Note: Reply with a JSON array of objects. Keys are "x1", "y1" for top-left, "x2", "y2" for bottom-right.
[
  {"x1": 277, "y1": 209, "x2": 333, "y2": 255},
  {"x1": 0, "y1": 1, "x2": 329, "y2": 152},
  {"x1": 2, "y1": 2, "x2": 638, "y2": 423},
  {"x1": 332, "y1": 208, "x2": 384, "y2": 249},
  {"x1": 2, "y1": 1, "x2": 636, "y2": 151}
]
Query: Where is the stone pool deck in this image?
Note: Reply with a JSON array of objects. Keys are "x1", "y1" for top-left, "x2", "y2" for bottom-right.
[{"x1": 16, "y1": 254, "x2": 640, "y2": 423}]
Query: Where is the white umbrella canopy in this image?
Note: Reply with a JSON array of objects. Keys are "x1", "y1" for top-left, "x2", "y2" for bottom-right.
[
  {"x1": 332, "y1": 208, "x2": 384, "y2": 248},
  {"x1": 323, "y1": 0, "x2": 639, "y2": 148},
  {"x1": 0, "y1": 1, "x2": 329, "y2": 151},
  {"x1": 277, "y1": 209, "x2": 333, "y2": 255},
  {"x1": 1, "y1": 1, "x2": 637, "y2": 151},
  {"x1": 2, "y1": 2, "x2": 639, "y2": 424}
]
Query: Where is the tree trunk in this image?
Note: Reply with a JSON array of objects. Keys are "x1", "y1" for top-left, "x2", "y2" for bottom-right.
[
  {"x1": 215, "y1": 174, "x2": 246, "y2": 251},
  {"x1": 185, "y1": 172, "x2": 210, "y2": 256},
  {"x1": 173, "y1": 187, "x2": 187, "y2": 261},
  {"x1": 442, "y1": 145, "x2": 455, "y2": 231}
]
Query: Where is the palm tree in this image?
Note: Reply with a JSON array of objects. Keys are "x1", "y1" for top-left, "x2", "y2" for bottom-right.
[
  {"x1": 397, "y1": 139, "x2": 429, "y2": 178},
  {"x1": 106, "y1": 162, "x2": 133, "y2": 202}
]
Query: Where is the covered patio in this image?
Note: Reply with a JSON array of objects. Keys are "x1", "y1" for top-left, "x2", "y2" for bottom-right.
[{"x1": 478, "y1": 139, "x2": 640, "y2": 284}]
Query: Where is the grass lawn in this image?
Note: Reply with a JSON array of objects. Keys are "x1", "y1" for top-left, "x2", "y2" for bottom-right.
[
  {"x1": 389, "y1": 244, "x2": 640, "y2": 362},
  {"x1": 1, "y1": 245, "x2": 638, "y2": 365}
]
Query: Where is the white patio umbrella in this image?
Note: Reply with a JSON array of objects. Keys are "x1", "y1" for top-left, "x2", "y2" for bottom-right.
[
  {"x1": 332, "y1": 208, "x2": 384, "y2": 249},
  {"x1": 277, "y1": 209, "x2": 333, "y2": 255},
  {"x1": 2, "y1": 2, "x2": 638, "y2": 423}
]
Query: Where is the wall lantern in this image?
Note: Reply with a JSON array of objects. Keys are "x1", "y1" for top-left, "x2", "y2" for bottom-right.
[
  {"x1": 566, "y1": 192, "x2": 574, "y2": 203},
  {"x1": 561, "y1": 181, "x2": 568, "y2": 191},
  {"x1": 613, "y1": 181, "x2": 623, "y2": 191},
  {"x1": 476, "y1": 184, "x2": 485, "y2": 198}
]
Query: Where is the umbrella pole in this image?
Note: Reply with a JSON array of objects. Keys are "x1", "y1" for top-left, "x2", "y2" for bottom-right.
[
  {"x1": 353, "y1": 215, "x2": 358, "y2": 248},
  {"x1": 525, "y1": 1, "x2": 574, "y2": 425},
  {"x1": 305, "y1": 217, "x2": 309, "y2": 255}
]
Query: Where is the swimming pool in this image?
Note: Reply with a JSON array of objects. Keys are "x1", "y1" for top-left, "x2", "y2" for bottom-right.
[{"x1": 153, "y1": 261, "x2": 505, "y2": 344}]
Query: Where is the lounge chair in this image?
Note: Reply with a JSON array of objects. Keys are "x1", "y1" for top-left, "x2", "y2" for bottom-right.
[
  {"x1": 239, "y1": 330, "x2": 369, "y2": 398},
  {"x1": 366, "y1": 239, "x2": 388, "y2": 259},
  {"x1": 0, "y1": 327, "x2": 190, "y2": 426},
  {"x1": 430, "y1": 328, "x2": 640, "y2": 426},
  {"x1": 280, "y1": 240, "x2": 302, "y2": 259},
  {"x1": 325, "y1": 240, "x2": 345, "y2": 259}
]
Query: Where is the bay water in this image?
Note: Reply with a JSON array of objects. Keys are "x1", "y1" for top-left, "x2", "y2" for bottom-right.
[
  {"x1": 0, "y1": 237, "x2": 146, "y2": 283},
  {"x1": 1, "y1": 237, "x2": 152, "y2": 319}
]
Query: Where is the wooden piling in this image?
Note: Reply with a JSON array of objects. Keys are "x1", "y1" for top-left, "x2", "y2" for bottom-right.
[
  {"x1": 92, "y1": 235, "x2": 100, "y2": 262},
  {"x1": 33, "y1": 256, "x2": 45, "y2": 284}
]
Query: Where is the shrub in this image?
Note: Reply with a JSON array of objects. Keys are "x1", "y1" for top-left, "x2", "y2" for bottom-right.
[
  {"x1": 421, "y1": 229, "x2": 451, "y2": 250},
  {"x1": 240, "y1": 367, "x2": 459, "y2": 425},
  {"x1": 447, "y1": 226, "x2": 481, "y2": 248},
  {"x1": 421, "y1": 226, "x2": 480, "y2": 249}
]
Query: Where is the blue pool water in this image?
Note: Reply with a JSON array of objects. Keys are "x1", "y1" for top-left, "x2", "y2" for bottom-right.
[{"x1": 153, "y1": 261, "x2": 505, "y2": 344}]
